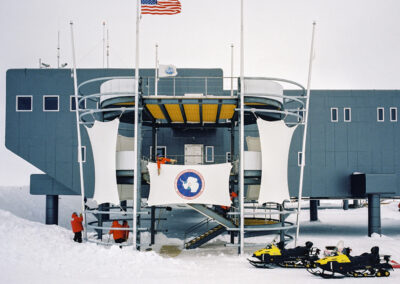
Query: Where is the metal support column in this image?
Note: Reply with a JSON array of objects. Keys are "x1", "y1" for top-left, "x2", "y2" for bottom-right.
[
  {"x1": 310, "y1": 200, "x2": 318, "y2": 221},
  {"x1": 343, "y1": 200, "x2": 349, "y2": 210},
  {"x1": 230, "y1": 122, "x2": 235, "y2": 244},
  {"x1": 368, "y1": 194, "x2": 381, "y2": 236},
  {"x1": 45, "y1": 195, "x2": 58, "y2": 225},
  {"x1": 135, "y1": 109, "x2": 143, "y2": 250},
  {"x1": 150, "y1": 206, "x2": 156, "y2": 245}
]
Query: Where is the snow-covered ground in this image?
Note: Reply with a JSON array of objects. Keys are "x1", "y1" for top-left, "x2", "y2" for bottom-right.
[{"x1": 0, "y1": 186, "x2": 399, "y2": 283}]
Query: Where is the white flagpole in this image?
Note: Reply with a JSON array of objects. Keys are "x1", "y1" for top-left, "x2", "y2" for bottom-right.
[
  {"x1": 155, "y1": 43, "x2": 159, "y2": 96},
  {"x1": 133, "y1": 0, "x2": 141, "y2": 250},
  {"x1": 230, "y1": 43, "x2": 234, "y2": 97},
  {"x1": 102, "y1": 21, "x2": 106, "y2": 68},
  {"x1": 70, "y1": 21, "x2": 87, "y2": 241},
  {"x1": 295, "y1": 22, "x2": 316, "y2": 246},
  {"x1": 239, "y1": 0, "x2": 245, "y2": 255}
]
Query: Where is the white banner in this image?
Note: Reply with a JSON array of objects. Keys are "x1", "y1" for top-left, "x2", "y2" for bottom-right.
[
  {"x1": 85, "y1": 119, "x2": 120, "y2": 206},
  {"x1": 257, "y1": 119, "x2": 297, "y2": 205},
  {"x1": 158, "y1": 64, "x2": 178, "y2": 77},
  {"x1": 147, "y1": 163, "x2": 232, "y2": 206}
]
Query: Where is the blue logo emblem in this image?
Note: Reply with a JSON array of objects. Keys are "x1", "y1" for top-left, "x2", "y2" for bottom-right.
[
  {"x1": 175, "y1": 170, "x2": 205, "y2": 200},
  {"x1": 165, "y1": 66, "x2": 174, "y2": 75}
]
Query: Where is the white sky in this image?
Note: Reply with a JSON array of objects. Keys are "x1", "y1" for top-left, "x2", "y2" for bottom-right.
[{"x1": 1, "y1": 0, "x2": 400, "y2": 185}]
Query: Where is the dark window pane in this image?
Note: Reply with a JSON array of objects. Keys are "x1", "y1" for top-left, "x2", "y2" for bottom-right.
[
  {"x1": 344, "y1": 109, "x2": 350, "y2": 121},
  {"x1": 391, "y1": 108, "x2": 397, "y2": 121},
  {"x1": 70, "y1": 96, "x2": 85, "y2": 111},
  {"x1": 44, "y1": 97, "x2": 59, "y2": 111},
  {"x1": 206, "y1": 147, "x2": 213, "y2": 162},
  {"x1": 331, "y1": 109, "x2": 337, "y2": 121},
  {"x1": 378, "y1": 108, "x2": 384, "y2": 121},
  {"x1": 17, "y1": 97, "x2": 32, "y2": 111}
]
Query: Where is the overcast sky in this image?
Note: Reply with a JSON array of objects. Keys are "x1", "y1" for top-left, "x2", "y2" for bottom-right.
[{"x1": 1, "y1": 0, "x2": 400, "y2": 185}]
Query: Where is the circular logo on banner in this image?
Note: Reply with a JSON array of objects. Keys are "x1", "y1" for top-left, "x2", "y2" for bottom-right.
[{"x1": 175, "y1": 169, "x2": 205, "y2": 200}]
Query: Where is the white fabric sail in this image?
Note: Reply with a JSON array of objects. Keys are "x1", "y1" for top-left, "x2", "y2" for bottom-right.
[
  {"x1": 147, "y1": 163, "x2": 232, "y2": 206},
  {"x1": 85, "y1": 119, "x2": 120, "y2": 206},
  {"x1": 257, "y1": 118, "x2": 297, "y2": 205}
]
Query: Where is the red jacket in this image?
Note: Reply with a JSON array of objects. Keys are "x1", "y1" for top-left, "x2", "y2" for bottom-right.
[
  {"x1": 122, "y1": 221, "x2": 130, "y2": 240},
  {"x1": 109, "y1": 220, "x2": 124, "y2": 240},
  {"x1": 71, "y1": 213, "x2": 84, "y2": 233}
]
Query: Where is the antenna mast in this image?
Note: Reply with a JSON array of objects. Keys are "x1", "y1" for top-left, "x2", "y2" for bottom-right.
[
  {"x1": 106, "y1": 28, "x2": 110, "y2": 68},
  {"x1": 57, "y1": 31, "x2": 60, "y2": 68}
]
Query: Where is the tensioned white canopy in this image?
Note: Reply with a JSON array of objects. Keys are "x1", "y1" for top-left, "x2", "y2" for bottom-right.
[
  {"x1": 257, "y1": 118, "x2": 297, "y2": 205},
  {"x1": 85, "y1": 118, "x2": 120, "y2": 206}
]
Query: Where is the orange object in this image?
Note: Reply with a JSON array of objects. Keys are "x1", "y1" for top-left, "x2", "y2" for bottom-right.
[
  {"x1": 71, "y1": 213, "x2": 83, "y2": 233},
  {"x1": 109, "y1": 220, "x2": 125, "y2": 240},
  {"x1": 221, "y1": 192, "x2": 238, "y2": 210},
  {"x1": 122, "y1": 221, "x2": 130, "y2": 240},
  {"x1": 157, "y1": 157, "x2": 172, "y2": 169}
]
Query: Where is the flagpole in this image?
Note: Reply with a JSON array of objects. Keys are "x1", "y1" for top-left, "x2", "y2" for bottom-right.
[
  {"x1": 239, "y1": 0, "x2": 245, "y2": 256},
  {"x1": 70, "y1": 21, "x2": 87, "y2": 241},
  {"x1": 295, "y1": 22, "x2": 316, "y2": 246},
  {"x1": 133, "y1": 0, "x2": 141, "y2": 251},
  {"x1": 155, "y1": 43, "x2": 158, "y2": 96}
]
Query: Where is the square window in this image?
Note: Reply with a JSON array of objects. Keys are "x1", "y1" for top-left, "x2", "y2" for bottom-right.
[
  {"x1": 16, "y1": 96, "x2": 32, "y2": 111},
  {"x1": 43, "y1": 96, "x2": 59, "y2": 112},
  {"x1": 390, "y1": 107, "x2": 397, "y2": 122},
  {"x1": 344, "y1": 108, "x2": 351, "y2": 122},
  {"x1": 205, "y1": 146, "x2": 214, "y2": 163},
  {"x1": 377, "y1": 107, "x2": 384, "y2": 122},
  {"x1": 331, "y1": 108, "x2": 338, "y2": 122},
  {"x1": 70, "y1": 96, "x2": 86, "y2": 111}
]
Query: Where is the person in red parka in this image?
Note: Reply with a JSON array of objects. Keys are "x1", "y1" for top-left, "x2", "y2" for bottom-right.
[
  {"x1": 122, "y1": 220, "x2": 130, "y2": 241},
  {"x1": 71, "y1": 212, "x2": 84, "y2": 243},
  {"x1": 109, "y1": 220, "x2": 125, "y2": 243}
]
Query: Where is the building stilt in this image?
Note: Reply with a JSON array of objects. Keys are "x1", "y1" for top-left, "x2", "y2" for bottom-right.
[
  {"x1": 368, "y1": 194, "x2": 381, "y2": 236},
  {"x1": 45, "y1": 195, "x2": 58, "y2": 225},
  {"x1": 310, "y1": 200, "x2": 318, "y2": 221}
]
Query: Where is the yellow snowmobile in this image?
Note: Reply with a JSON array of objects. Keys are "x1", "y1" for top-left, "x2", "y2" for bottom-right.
[
  {"x1": 248, "y1": 241, "x2": 319, "y2": 268},
  {"x1": 307, "y1": 246, "x2": 393, "y2": 278}
]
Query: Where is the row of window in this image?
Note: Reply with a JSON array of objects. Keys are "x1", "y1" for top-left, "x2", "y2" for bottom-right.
[
  {"x1": 330, "y1": 107, "x2": 397, "y2": 122},
  {"x1": 16, "y1": 96, "x2": 86, "y2": 112}
]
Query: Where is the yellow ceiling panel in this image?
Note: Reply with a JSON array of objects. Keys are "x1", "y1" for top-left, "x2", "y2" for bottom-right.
[
  {"x1": 183, "y1": 104, "x2": 200, "y2": 122},
  {"x1": 165, "y1": 104, "x2": 184, "y2": 123},
  {"x1": 146, "y1": 104, "x2": 165, "y2": 119},
  {"x1": 202, "y1": 104, "x2": 218, "y2": 122},
  {"x1": 219, "y1": 104, "x2": 236, "y2": 119}
]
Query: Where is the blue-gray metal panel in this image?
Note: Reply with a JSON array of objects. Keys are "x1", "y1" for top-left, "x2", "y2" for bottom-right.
[{"x1": 365, "y1": 174, "x2": 396, "y2": 194}]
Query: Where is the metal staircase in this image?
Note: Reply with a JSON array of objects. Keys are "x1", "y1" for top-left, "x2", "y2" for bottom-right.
[
  {"x1": 187, "y1": 204, "x2": 237, "y2": 229},
  {"x1": 184, "y1": 224, "x2": 226, "y2": 249}
]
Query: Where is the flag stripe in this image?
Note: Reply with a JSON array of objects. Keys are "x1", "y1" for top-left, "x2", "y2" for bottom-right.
[{"x1": 141, "y1": 0, "x2": 181, "y2": 15}]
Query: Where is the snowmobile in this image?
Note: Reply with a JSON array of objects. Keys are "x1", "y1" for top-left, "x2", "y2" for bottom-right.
[
  {"x1": 307, "y1": 246, "x2": 393, "y2": 278},
  {"x1": 248, "y1": 241, "x2": 320, "y2": 268}
]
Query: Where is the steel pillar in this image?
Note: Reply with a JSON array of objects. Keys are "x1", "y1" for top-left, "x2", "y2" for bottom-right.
[
  {"x1": 343, "y1": 200, "x2": 349, "y2": 210},
  {"x1": 45, "y1": 195, "x2": 58, "y2": 225},
  {"x1": 310, "y1": 200, "x2": 318, "y2": 221},
  {"x1": 368, "y1": 194, "x2": 381, "y2": 236}
]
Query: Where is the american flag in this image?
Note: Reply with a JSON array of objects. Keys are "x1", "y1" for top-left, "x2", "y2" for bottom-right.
[{"x1": 141, "y1": 0, "x2": 181, "y2": 15}]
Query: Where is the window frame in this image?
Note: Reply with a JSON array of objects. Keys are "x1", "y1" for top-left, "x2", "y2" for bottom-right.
[
  {"x1": 149, "y1": 146, "x2": 167, "y2": 160},
  {"x1": 70, "y1": 95, "x2": 86, "y2": 111},
  {"x1": 344, "y1": 107, "x2": 351, "y2": 122},
  {"x1": 43, "y1": 95, "x2": 60, "y2": 112},
  {"x1": 377, "y1": 107, "x2": 384, "y2": 122},
  {"x1": 330, "y1": 107, "x2": 338, "y2": 122},
  {"x1": 205, "y1": 146, "x2": 214, "y2": 163},
  {"x1": 16, "y1": 95, "x2": 33, "y2": 112},
  {"x1": 78, "y1": 146, "x2": 86, "y2": 163},
  {"x1": 390, "y1": 107, "x2": 397, "y2": 122},
  {"x1": 298, "y1": 152, "x2": 303, "y2": 167}
]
